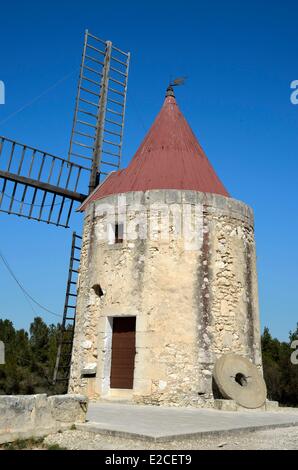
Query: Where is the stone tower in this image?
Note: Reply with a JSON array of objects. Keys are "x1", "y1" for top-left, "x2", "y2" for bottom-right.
[{"x1": 68, "y1": 88, "x2": 262, "y2": 407}]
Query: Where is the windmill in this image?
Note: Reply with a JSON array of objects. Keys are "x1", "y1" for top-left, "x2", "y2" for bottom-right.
[{"x1": 0, "y1": 30, "x2": 130, "y2": 387}]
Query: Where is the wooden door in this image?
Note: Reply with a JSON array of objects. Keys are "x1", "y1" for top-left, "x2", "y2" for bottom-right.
[{"x1": 110, "y1": 317, "x2": 136, "y2": 389}]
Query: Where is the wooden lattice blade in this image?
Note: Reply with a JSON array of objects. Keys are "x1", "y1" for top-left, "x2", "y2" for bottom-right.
[{"x1": 0, "y1": 136, "x2": 88, "y2": 228}]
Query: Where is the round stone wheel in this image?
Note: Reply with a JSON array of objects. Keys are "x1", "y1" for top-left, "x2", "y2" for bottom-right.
[{"x1": 213, "y1": 354, "x2": 267, "y2": 409}]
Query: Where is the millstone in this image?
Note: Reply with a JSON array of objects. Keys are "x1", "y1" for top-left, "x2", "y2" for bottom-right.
[{"x1": 213, "y1": 354, "x2": 267, "y2": 409}]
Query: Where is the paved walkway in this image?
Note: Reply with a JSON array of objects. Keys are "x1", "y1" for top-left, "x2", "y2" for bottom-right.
[{"x1": 76, "y1": 402, "x2": 298, "y2": 441}]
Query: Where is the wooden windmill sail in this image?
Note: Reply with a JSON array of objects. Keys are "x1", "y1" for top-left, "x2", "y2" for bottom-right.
[{"x1": 0, "y1": 30, "x2": 131, "y2": 386}]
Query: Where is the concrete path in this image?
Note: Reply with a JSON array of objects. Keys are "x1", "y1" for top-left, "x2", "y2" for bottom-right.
[{"x1": 76, "y1": 402, "x2": 298, "y2": 442}]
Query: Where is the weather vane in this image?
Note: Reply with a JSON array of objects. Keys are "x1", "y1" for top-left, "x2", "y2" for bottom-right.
[{"x1": 166, "y1": 76, "x2": 187, "y2": 97}]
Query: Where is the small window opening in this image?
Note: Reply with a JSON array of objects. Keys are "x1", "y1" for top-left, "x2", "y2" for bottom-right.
[
  {"x1": 114, "y1": 222, "x2": 124, "y2": 244},
  {"x1": 82, "y1": 371, "x2": 96, "y2": 378},
  {"x1": 235, "y1": 373, "x2": 248, "y2": 387},
  {"x1": 92, "y1": 284, "x2": 104, "y2": 297}
]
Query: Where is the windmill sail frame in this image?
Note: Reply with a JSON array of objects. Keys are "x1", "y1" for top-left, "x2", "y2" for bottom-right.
[
  {"x1": 53, "y1": 231, "x2": 82, "y2": 385},
  {"x1": 0, "y1": 136, "x2": 88, "y2": 227},
  {"x1": 0, "y1": 30, "x2": 130, "y2": 228},
  {"x1": 68, "y1": 30, "x2": 130, "y2": 192}
]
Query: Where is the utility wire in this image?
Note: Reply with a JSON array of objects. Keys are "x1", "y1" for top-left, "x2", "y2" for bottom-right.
[
  {"x1": 0, "y1": 69, "x2": 78, "y2": 126},
  {"x1": 0, "y1": 250, "x2": 38, "y2": 317},
  {"x1": 0, "y1": 54, "x2": 104, "y2": 126},
  {"x1": 0, "y1": 250, "x2": 62, "y2": 318},
  {"x1": 0, "y1": 53, "x2": 101, "y2": 126}
]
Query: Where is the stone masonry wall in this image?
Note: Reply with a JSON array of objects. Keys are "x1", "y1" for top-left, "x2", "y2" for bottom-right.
[
  {"x1": 68, "y1": 190, "x2": 262, "y2": 407},
  {"x1": 0, "y1": 394, "x2": 88, "y2": 444}
]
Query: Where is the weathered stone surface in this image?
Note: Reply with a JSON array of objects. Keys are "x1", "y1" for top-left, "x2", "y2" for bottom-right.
[
  {"x1": 213, "y1": 354, "x2": 267, "y2": 409},
  {"x1": 265, "y1": 400, "x2": 279, "y2": 411},
  {"x1": 81, "y1": 362, "x2": 97, "y2": 376},
  {"x1": 69, "y1": 189, "x2": 262, "y2": 407},
  {"x1": 0, "y1": 395, "x2": 39, "y2": 432},
  {"x1": 0, "y1": 394, "x2": 88, "y2": 444},
  {"x1": 214, "y1": 399, "x2": 237, "y2": 411},
  {"x1": 48, "y1": 395, "x2": 88, "y2": 423}
]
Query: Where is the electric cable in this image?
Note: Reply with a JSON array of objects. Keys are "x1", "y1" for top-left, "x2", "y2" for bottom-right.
[{"x1": 0, "y1": 250, "x2": 62, "y2": 318}]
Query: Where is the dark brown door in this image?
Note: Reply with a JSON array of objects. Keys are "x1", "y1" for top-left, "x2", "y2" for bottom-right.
[{"x1": 110, "y1": 317, "x2": 136, "y2": 389}]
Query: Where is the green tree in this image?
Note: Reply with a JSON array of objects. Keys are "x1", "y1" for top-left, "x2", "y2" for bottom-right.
[
  {"x1": 0, "y1": 317, "x2": 67, "y2": 395},
  {"x1": 261, "y1": 326, "x2": 298, "y2": 406}
]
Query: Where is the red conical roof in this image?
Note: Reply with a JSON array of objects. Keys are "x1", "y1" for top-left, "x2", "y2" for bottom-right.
[{"x1": 80, "y1": 93, "x2": 229, "y2": 210}]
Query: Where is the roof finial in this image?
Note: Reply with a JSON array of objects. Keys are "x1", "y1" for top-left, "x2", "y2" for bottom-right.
[
  {"x1": 166, "y1": 84, "x2": 175, "y2": 98},
  {"x1": 165, "y1": 76, "x2": 187, "y2": 98}
]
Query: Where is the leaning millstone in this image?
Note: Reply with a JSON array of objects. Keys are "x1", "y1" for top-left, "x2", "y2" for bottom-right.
[{"x1": 213, "y1": 354, "x2": 267, "y2": 409}]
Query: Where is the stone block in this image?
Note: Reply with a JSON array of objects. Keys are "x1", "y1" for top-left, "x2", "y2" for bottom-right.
[
  {"x1": 33, "y1": 394, "x2": 53, "y2": 431},
  {"x1": 81, "y1": 340, "x2": 92, "y2": 349},
  {"x1": 81, "y1": 362, "x2": 97, "y2": 376},
  {"x1": 48, "y1": 394, "x2": 88, "y2": 423},
  {"x1": 265, "y1": 400, "x2": 279, "y2": 411},
  {"x1": 0, "y1": 394, "x2": 88, "y2": 444},
  {"x1": 145, "y1": 190, "x2": 165, "y2": 204},
  {"x1": 121, "y1": 192, "x2": 134, "y2": 205},
  {"x1": 214, "y1": 399, "x2": 237, "y2": 411},
  {"x1": 132, "y1": 191, "x2": 146, "y2": 205},
  {"x1": 181, "y1": 190, "x2": 198, "y2": 204},
  {"x1": 0, "y1": 395, "x2": 39, "y2": 432},
  {"x1": 165, "y1": 190, "x2": 182, "y2": 204},
  {"x1": 236, "y1": 403, "x2": 266, "y2": 412}
]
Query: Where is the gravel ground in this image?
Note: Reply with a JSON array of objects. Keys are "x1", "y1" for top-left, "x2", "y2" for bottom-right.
[{"x1": 44, "y1": 426, "x2": 298, "y2": 450}]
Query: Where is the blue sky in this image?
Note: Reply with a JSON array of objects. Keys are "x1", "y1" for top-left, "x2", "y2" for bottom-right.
[{"x1": 0, "y1": 0, "x2": 297, "y2": 340}]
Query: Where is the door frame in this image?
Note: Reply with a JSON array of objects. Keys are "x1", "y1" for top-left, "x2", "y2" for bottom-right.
[{"x1": 101, "y1": 315, "x2": 137, "y2": 396}]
